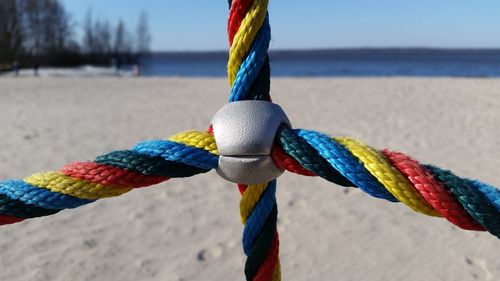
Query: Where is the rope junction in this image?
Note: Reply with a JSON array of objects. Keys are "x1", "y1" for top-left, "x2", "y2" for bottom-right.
[{"x1": 1, "y1": 1, "x2": 499, "y2": 280}]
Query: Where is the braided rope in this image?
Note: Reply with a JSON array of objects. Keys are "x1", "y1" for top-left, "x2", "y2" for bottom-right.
[
  {"x1": 383, "y1": 150, "x2": 484, "y2": 230},
  {"x1": 0, "y1": 131, "x2": 217, "y2": 224},
  {"x1": 239, "y1": 182, "x2": 281, "y2": 281},
  {"x1": 335, "y1": 137, "x2": 439, "y2": 216},
  {"x1": 270, "y1": 128, "x2": 500, "y2": 240},
  {"x1": 0, "y1": 1, "x2": 498, "y2": 280},
  {"x1": 228, "y1": 1, "x2": 282, "y2": 279}
]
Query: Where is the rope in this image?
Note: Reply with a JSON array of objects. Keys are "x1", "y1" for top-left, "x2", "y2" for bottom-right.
[
  {"x1": 0, "y1": 1, "x2": 498, "y2": 281},
  {"x1": 0, "y1": 131, "x2": 218, "y2": 223},
  {"x1": 239, "y1": 183, "x2": 281, "y2": 281},
  {"x1": 228, "y1": 0, "x2": 271, "y2": 102},
  {"x1": 270, "y1": 128, "x2": 500, "y2": 239},
  {"x1": 228, "y1": 1, "x2": 281, "y2": 279}
]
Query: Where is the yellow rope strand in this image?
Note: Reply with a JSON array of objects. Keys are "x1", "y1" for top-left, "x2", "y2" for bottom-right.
[
  {"x1": 272, "y1": 258, "x2": 281, "y2": 281},
  {"x1": 169, "y1": 131, "x2": 219, "y2": 155},
  {"x1": 240, "y1": 183, "x2": 268, "y2": 224},
  {"x1": 25, "y1": 172, "x2": 131, "y2": 200},
  {"x1": 335, "y1": 137, "x2": 440, "y2": 217}
]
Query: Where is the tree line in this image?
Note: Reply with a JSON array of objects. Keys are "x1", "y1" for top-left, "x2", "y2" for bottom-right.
[{"x1": 0, "y1": 0, "x2": 151, "y2": 71}]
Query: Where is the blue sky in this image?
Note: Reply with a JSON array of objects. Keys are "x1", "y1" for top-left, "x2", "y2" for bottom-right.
[{"x1": 60, "y1": 0, "x2": 500, "y2": 51}]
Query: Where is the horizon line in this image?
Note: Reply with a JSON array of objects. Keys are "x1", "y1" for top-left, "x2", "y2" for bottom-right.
[{"x1": 149, "y1": 47, "x2": 500, "y2": 54}]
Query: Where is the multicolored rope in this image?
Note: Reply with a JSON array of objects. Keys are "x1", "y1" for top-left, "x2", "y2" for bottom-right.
[
  {"x1": 0, "y1": 1, "x2": 499, "y2": 280},
  {"x1": 228, "y1": 1, "x2": 282, "y2": 280},
  {"x1": 273, "y1": 128, "x2": 500, "y2": 237},
  {"x1": 0, "y1": 131, "x2": 218, "y2": 223}
]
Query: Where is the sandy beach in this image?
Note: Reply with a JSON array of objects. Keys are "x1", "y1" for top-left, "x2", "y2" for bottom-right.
[{"x1": 0, "y1": 77, "x2": 498, "y2": 281}]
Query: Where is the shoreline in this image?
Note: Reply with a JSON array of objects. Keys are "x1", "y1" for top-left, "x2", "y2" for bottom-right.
[{"x1": 3, "y1": 73, "x2": 500, "y2": 79}]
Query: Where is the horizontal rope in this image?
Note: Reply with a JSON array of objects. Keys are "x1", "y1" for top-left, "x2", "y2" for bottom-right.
[
  {"x1": 0, "y1": 131, "x2": 218, "y2": 224},
  {"x1": 383, "y1": 150, "x2": 484, "y2": 230},
  {"x1": 424, "y1": 165, "x2": 500, "y2": 237},
  {"x1": 0, "y1": 179, "x2": 93, "y2": 209},
  {"x1": 334, "y1": 137, "x2": 439, "y2": 216},
  {"x1": 276, "y1": 127, "x2": 353, "y2": 187},
  {"x1": 271, "y1": 127, "x2": 500, "y2": 239},
  {"x1": 0, "y1": 125, "x2": 498, "y2": 253},
  {"x1": 296, "y1": 129, "x2": 397, "y2": 201}
]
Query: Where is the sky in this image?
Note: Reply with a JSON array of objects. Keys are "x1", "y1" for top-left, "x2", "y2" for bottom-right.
[{"x1": 60, "y1": 0, "x2": 500, "y2": 51}]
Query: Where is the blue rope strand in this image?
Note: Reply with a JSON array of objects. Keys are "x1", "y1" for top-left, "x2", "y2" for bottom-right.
[
  {"x1": 96, "y1": 150, "x2": 209, "y2": 178},
  {"x1": 242, "y1": 180, "x2": 277, "y2": 255},
  {"x1": 229, "y1": 15, "x2": 271, "y2": 102},
  {"x1": 133, "y1": 140, "x2": 219, "y2": 170},
  {"x1": 466, "y1": 179, "x2": 500, "y2": 212},
  {"x1": 0, "y1": 180, "x2": 93, "y2": 209},
  {"x1": 296, "y1": 129, "x2": 398, "y2": 202}
]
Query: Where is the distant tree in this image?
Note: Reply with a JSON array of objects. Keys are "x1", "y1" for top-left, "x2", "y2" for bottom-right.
[
  {"x1": 44, "y1": 0, "x2": 74, "y2": 52},
  {"x1": 22, "y1": 0, "x2": 44, "y2": 57},
  {"x1": 22, "y1": 0, "x2": 75, "y2": 56},
  {"x1": 0, "y1": 0, "x2": 152, "y2": 68},
  {"x1": 94, "y1": 20, "x2": 112, "y2": 55},
  {"x1": 135, "y1": 11, "x2": 151, "y2": 57},
  {"x1": 114, "y1": 19, "x2": 132, "y2": 56},
  {"x1": 83, "y1": 9, "x2": 95, "y2": 54},
  {"x1": 83, "y1": 9, "x2": 113, "y2": 57},
  {"x1": 0, "y1": 0, "x2": 23, "y2": 65}
]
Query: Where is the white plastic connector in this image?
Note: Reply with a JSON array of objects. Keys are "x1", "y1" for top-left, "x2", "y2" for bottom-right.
[{"x1": 211, "y1": 100, "x2": 291, "y2": 184}]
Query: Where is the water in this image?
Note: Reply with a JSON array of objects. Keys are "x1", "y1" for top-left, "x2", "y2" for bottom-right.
[{"x1": 139, "y1": 49, "x2": 500, "y2": 77}]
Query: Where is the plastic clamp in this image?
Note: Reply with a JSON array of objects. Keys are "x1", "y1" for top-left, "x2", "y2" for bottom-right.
[{"x1": 211, "y1": 100, "x2": 292, "y2": 184}]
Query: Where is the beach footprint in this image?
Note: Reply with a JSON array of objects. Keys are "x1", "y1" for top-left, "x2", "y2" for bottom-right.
[
  {"x1": 137, "y1": 259, "x2": 158, "y2": 277},
  {"x1": 197, "y1": 242, "x2": 228, "y2": 262},
  {"x1": 464, "y1": 257, "x2": 493, "y2": 280}
]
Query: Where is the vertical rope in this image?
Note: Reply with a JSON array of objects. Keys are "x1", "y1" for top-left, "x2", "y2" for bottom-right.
[
  {"x1": 228, "y1": 1, "x2": 280, "y2": 280},
  {"x1": 239, "y1": 182, "x2": 281, "y2": 281},
  {"x1": 228, "y1": 0, "x2": 272, "y2": 102}
]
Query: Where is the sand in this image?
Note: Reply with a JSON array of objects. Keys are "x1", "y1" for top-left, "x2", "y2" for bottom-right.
[{"x1": 0, "y1": 77, "x2": 498, "y2": 281}]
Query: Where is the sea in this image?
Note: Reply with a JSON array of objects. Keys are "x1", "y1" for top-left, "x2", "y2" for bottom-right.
[{"x1": 138, "y1": 49, "x2": 500, "y2": 77}]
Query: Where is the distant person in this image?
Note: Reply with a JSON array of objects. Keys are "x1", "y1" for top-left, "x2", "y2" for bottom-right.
[
  {"x1": 111, "y1": 57, "x2": 118, "y2": 75},
  {"x1": 116, "y1": 57, "x2": 122, "y2": 71},
  {"x1": 132, "y1": 64, "x2": 140, "y2": 76},
  {"x1": 33, "y1": 61, "x2": 39, "y2": 76},
  {"x1": 12, "y1": 61, "x2": 20, "y2": 76}
]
